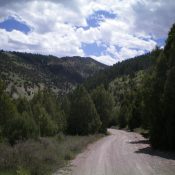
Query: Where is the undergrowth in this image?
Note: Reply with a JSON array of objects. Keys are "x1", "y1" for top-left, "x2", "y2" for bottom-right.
[{"x1": 0, "y1": 134, "x2": 102, "y2": 175}]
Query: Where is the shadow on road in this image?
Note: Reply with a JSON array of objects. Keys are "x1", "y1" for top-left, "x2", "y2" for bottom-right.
[
  {"x1": 129, "y1": 140, "x2": 149, "y2": 144},
  {"x1": 128, "y1": 139, "x2": 175, "y2": 160},
  {"x1": 135, "y1": 146, "x2": 175, "y2": 160}
]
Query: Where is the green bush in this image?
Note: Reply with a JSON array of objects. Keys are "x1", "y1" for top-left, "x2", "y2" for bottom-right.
[
  {"x1": 16, "y1": 167, "x2": 30, "y2": 175},
  {"x1": 5, "y1": 113, "x2": 38, "y2": 144}
]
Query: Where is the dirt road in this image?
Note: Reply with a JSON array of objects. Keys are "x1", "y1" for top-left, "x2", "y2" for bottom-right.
[{"x1": 56, "y1": 129, "x2": 175, "y2": 175}]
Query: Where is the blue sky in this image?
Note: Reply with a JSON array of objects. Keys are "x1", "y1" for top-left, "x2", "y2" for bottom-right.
[
  {"x1": 86, "y1": 10, "x2": 117, "y2": 28},
  {"x1": 0, "y1": 17, "x2": 30, "y2": 34},
  {"x1": 0, "y1": 0, "x2": 174, "y2": 65}
]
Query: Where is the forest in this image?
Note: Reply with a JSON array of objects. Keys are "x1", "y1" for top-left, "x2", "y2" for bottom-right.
[{"x1": 0, "y1": 24, "x2": 175, "y2": 174}]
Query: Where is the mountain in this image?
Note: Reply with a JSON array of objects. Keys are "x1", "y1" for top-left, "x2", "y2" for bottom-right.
[
  {"x1": 0, "y1": 50, "x2": 107, "y2": 98},
  {"x1": 84, "y1": 49, "x2": 160, "y2": 90},
  {"x1": 0, "y1": 48, "x2": 160, "y2": 100},
  {"x1": 84, "y1": 48, "x2": 161, "y2": 128}
]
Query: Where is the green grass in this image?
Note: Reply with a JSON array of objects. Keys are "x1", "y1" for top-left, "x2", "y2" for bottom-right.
[
  {"x1": 134, "y1": 128, "x2": 149, "y2": 138},
  {"x1": 0, "y1": 134, "x2": 103, "y2": 175},
  {"x1": 0, "y1": 170, "x2": 16, "y2": 175}
]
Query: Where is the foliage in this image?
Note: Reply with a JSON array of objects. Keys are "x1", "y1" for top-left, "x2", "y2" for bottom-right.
[
  {"x1": 5, "y1": 113, "x2": 38, "y2": 145},
  {"x1": 0, "y1": 82, "x2": 66, "y2": 144},
  {"x1": 68, "y1": 86, "x2": 101, "y2": 135},
  {"x1": 147, "y1": 24, "x2": 175, "y2": 149},
  {"x1": 108, "y1": 24, "x2": 175, "y2": 150},
  {"x1": 0, "y1": 82, "x2": 17, "y2": 125},
  {"x1": 91, "y1": 85, "x2": 115, "y2": 133},
  {"x1": 0, "y1": 134, "x2": 102, "y2": 175},
  {"x1": 31, "y1": 90, "x2": 66, "y2": 135},
  {"x1": 16, "y1": 167, "x2": 30, "y2": 175}
]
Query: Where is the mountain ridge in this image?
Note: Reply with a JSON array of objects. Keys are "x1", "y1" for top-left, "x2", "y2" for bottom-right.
[{"x1": 0, "y1": 50, "x2": 107, "y2": 98}]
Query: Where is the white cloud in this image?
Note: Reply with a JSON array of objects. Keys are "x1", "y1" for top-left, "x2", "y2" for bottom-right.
[
  {"x1": 91, "y1": 55, "x2": 117, "y2": 66},
  {"x1": 76, "y1": 27, "x2": 101, "y2": 44},
  {"x1": 132, "y1": 0, "x2": 175, "y2": 38},
  {"x1": 118, "y1": 48, "x2": 145, "y2": 60},
  {"x1": 0, "y1": 28, "x2": 84, "y2": 57},
  {"x1": 0, "y1": 0, "x2": 174, "y2": 65}
]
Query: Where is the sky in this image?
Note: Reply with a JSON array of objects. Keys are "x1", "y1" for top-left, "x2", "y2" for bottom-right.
[{"x1": 0, "y1": 0, "x2": 175, "y2": 65}]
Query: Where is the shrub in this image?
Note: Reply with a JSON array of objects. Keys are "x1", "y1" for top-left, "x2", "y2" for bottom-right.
[
  {"x1": 5, "y1": 113, "x2": 38, "y2": 144},
  {"x1": 16, "y1": 167, "x2": 30, "y2": 175}
]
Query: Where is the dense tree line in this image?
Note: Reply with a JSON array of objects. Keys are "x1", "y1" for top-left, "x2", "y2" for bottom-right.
[
  {"x1": 112, "y1": 24, "x2": 175, "y2": 150},
  {"x1": 0, "y1": 83, "x2": 67, "y2": 144},
  {"x1": 0, "y1": 80, "x2": 115, "y2": 144},
  {"x1": 146, "y1": 24, "x2": 175, "y2": 149},
  {"x1": 82, "y1": 24, "x2": 175, "y2": 150}
]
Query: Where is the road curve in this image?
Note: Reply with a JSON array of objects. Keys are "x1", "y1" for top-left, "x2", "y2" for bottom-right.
[{"x1": 56, "y1": 129, "x2": 175, "y2": 175}]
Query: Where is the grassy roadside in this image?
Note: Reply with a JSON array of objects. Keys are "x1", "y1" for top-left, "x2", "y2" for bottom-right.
[
  {"x1": 133, "y1": 128, "x2": 149, "y2": 138},
  {"x1": 0, "y1": 134, "x2": 103, "y2": 175}
]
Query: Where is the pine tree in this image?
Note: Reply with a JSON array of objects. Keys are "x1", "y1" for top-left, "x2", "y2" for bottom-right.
[
  {"x1": 149, "y1": 24, "x2": 175, "y2": 149},
  {"x1": 162, "y1": 24, "x2": 175, "y2": 149},
  {"x1": 0, "y1": 81, "x2": 18, "y2": 133},
  {"x1": 91, "y1": 85, "x2": 115, "y2": 133},
  {"x1": 68, "y1": 86, "x2": 101, "y2": 135}
]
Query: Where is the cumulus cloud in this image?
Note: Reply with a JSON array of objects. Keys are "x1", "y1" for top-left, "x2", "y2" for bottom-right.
[
  {"x1": 91, "y1": 55, "x2": 117, "y2": 66},
  {"x1": 0, "y1": 0, "x2": 174, "y2": 65},
  {"x1": 132, "y1": 0, "x2": 175, "y2": 38}
]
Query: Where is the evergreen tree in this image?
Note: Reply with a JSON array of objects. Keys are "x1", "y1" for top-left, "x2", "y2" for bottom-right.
[
  {"x1": 68, "y1": 86, "x2": 101, "y2": 135},
  {"x1": 91, "y1": 86, "x2": 115, "y2": 133},
  {"x1": 148, "y1": 24, "x2": 175, "y2": 149},
  {"x1": 128, "y1": 90, "x2": 142, "y2": 131},
  {"x1": 31, "y1": 90, "x2": 66, "y2": 135},
  {"x1": 162, "y1": 24, "x2": 175, "y2": 149},
  {"x1": 6, "y1": 112, "x2": 38, "y2": 144},
  {"x1": 0, "y1": 81, "x2": 18, "y2": 135},
  {"x1": 164, "y1": 68, "x2": 175, "y2": 149},
  {"x1": 118, "y1": 106, "x2": 127, "y2": 129},
  {"x1": 32, "y1": 103, "x2": 58, "y2": 137}
]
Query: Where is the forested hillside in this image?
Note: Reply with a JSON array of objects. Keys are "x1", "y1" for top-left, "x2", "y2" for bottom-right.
[
  {"x1": 0, "y1": 24, "x2": 175, "y2": 175},
  {"x1": 0, "y1": 45, "x2": 159, "y2": 146},
  {"x1": 84, "y1": 50, "x2": 159, "y2": 90},
  {"x1": 88, "y1": 24, "x2": 175, "y2": 150},
  {"x1": 144, "y1": 24, "x2": 175, "y2": 149},
  {"x1": 0, "y1": 51, "x2": 106, "y2": 98}
]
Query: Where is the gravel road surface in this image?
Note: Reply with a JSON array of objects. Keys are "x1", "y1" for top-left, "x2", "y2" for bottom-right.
[{"x1": 55, "y1": 129, "x2": 175, "y2": 175}]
